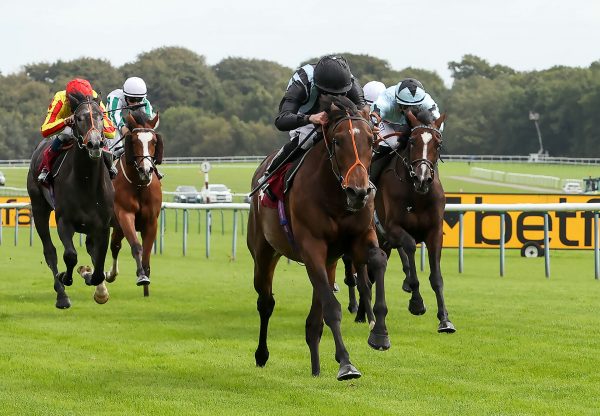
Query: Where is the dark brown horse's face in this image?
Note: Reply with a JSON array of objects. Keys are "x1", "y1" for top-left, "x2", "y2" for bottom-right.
[
  {"x1": 326, "y1": 110, "x2": 374, "y2": 211},
  {"x1": 72, "y1": 97, "x2": 105, "y2": 160},
  {"x1": 406, "y1": 112, "x2": 446, "y2": 195},
  {"x1": 125, "y1": 113, "x2": 161, "y2": 182}
]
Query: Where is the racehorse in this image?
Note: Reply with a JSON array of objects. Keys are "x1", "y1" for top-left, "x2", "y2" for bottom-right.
[
  {"x1": 27, "y1": 93, "x2": 114, "y2": 309},
  {"x1": 372, "y1": 110, "x2": 455, "y2": 333},
  {"x1": 104, "y1": 109, "x2": 163, "y2": 297},
  {"x1": 247, "y1": 95, "x2": 390, "y2": 381}
]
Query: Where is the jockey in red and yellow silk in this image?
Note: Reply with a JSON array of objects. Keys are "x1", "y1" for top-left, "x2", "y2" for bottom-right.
[{"x1": 38, "y1": 78, "x2": 117, "y2": 183}]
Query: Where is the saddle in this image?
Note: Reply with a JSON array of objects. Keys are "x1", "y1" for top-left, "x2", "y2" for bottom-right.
[{"x1": 259, "y1": 148, "x2": 312, "y2": 209}]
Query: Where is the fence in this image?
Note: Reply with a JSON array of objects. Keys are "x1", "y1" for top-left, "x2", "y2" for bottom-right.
[
  {"x1": 3, "y1": 154, "x2": 600, "y2": 167},
  {"x1": 2, "y1": 201, "x2": 600, "y2": 279}
]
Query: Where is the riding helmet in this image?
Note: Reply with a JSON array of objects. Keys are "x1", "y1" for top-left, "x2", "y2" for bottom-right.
[
  {"x1": 313, "y1": 56, "x2": 353, "y2": 94},
  {"x1": 123, "y1": 77, "x2": 147, "y2": 98},
  {"x1": 66, "y1": 78, "x2": 93, "y2": 97},
  {"x1": 395, "y1": 78, "x2": 426, "y2": 106},
  {"x1": 363, "y1": 81, "x2": 386, "y2": 104}
]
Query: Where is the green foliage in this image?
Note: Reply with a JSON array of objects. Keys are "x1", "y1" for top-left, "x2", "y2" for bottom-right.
[{"x1": 1, "y1": 49, "x2": 599, "y2": 159}]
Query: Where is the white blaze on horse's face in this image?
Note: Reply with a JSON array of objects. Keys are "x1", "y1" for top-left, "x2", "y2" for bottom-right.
[
  {"x1": 420, "y1": 132, "x2": 433, "y2": 178},
  {"x1": 137, "y1": 132, "x2": 154, "y2": 173}
]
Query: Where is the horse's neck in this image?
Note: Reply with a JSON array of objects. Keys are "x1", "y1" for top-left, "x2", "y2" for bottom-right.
[{"x1": 70, "y1": 148, "x2": 105, "y2": 188}]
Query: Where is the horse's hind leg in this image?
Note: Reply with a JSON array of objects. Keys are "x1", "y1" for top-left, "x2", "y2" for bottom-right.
[
  {"x1": 118, "y1": 211, "x2": 147, "y2": 287},
  {"x1": 105, "y1": 227, "x2": 124, "y2": 283},
  {"x1": 341, "y1": 254, "x2": 358, "y2": 314},
  {"x1": 389, "y1": 228, "x2": 426, "y2": 316},
  {"x1": 253, "y1": 244, "x2": 280, "y2": 368},
  {"x1": 426, "y1": 234, "x2": 455, "y2": 333},
  {"x1": 31, "y1": 203, "x2": 70, "y2": 309}
]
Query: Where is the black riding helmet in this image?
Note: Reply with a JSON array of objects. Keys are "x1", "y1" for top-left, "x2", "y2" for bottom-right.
[{"x1": 313, "y1": 56, "x2": 353, "y2": 94}]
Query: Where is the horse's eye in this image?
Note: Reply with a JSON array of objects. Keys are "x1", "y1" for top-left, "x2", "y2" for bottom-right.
[{"x1": 333, "y1": 138, "x2": 340, "y2": 147}]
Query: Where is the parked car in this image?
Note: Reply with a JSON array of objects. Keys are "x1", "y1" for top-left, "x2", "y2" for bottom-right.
[
  {"x1": 562, "y1": 181, "x2": 583, "y2": 194},
  {"x1": 199, "y1": 184, "x2": 233, "y2": 203},
  {"x1": 173, "y1": 185, "x2": 203, "y2": 203},
  {"x1": 0, "y1": 170, "x2": 5, "y2": 186}
]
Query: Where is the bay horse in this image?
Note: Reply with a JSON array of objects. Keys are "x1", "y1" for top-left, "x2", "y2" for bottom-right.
[
  {"x1": 372, "y1": 110, "x2": 455, "y2": 333},
  {"x1": 104, "y1": 109, "x2": 163, "y2": 297},
  {"x1": 27, "y1": 93, "x2": 114, "y2": 309},
  {"x1": 247, "y1": 95, "x2": 390, "y2": 381}
]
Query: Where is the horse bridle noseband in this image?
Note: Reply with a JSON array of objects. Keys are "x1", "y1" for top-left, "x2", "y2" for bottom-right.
[
  {"x1": 72, "y1": 99, "x2": 105, "y2": 149},
  {"x1": 402, "y1": 124, "x2": 443, "y2": 181},
  {"x1": 322, "y1": 114, "x2": 374, "y2": 190}
]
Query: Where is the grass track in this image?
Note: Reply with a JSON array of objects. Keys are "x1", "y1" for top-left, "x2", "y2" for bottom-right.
[{"x1": 1, "y1": 224, "x2": 599, "y2": 415}]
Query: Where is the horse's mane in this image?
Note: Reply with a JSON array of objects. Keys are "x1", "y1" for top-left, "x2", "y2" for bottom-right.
[{"x1": 319, "y1": 95, "x2": 360, "y2": 122}]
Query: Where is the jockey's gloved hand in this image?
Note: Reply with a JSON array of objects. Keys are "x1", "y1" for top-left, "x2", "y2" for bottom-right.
[
  {"x1": 64, "y1": 115, "x2": 75, "y2": 126},
  {"x1": 120, "y1": 126, "x2": 130, "y2": 137}
]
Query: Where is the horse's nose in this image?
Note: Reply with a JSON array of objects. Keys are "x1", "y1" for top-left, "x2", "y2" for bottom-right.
[{"x1": 344, "y1": 186, "x2": 369, "y2": 209}]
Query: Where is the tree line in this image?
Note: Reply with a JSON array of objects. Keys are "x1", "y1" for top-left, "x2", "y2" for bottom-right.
[{"x1": 0, "y1": 47, "x2": 599, "y2": 159}]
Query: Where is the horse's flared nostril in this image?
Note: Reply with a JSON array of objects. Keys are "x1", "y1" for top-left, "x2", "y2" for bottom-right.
[{"x1": 345, "y1": 186, "x2": 368, "y2": 202}]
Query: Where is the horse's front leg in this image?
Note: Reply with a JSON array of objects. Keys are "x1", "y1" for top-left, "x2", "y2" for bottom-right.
[
  {"x1": 117, "y1": 211, "x2": 147, "y2": 286},
  {"x1": 139, "y1": 217, "x2": 158, "y2": 296},
  {"x1": 56, "y1": 218, "x2": 78, "y2": 288},
  {"x1": 426, "y1": 231, "x2": 456, "y2": 333},
  {"x1": 341, "y1": 254, "x2": 358, "y2": 314},
  {"x1": 301, "y1": 237, "x2": 360, "y2": 381},
  {"x1": 87, "y1": 227, "x2": 109, "y2": 286}
]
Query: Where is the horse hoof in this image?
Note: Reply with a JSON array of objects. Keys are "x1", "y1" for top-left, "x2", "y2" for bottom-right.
[
  {"x1": 347, "y1": 304, "x2": 358, "y2": 314},
  {"x1": 337, "y1": 363, "x2": 361, "y2": 381},
  {"x1": 136, "y1": 275, "x2": 150, "y2": 286},
  {"x1": 368, "y1": 331, "x2": 391, "y2": 351},
  {"x1": 354, "y1": 316, "x2": 366, "y2": 324},
  {"x1": 438, "y1": 320, "x2": 456, "y2": 333},
  {"x1": 55, "y1": 296, "x2": 71, "y2": 309},
  {"x1": 57, "y1": 272, "x2": 72, "y2": 287},
  {"x1": 94, "y1": 293, "x2": 109, "y2": 304},
  {"x1": 255, "y1": 348, "x2": 269, "y2": 367},
  {"x1": 104, "y1": 271, "x2": 117, "y2": 283},
  {"x1": 408, "y1": 299, "x2": 426, "y2": 316},
  {"x1": 402, "y1": 279, "x2": 412, "y2": 293}
]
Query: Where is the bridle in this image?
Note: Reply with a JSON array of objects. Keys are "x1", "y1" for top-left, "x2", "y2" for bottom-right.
[
  {"x1": 122, "y1": 127, "x2": 158, "y2": 186},
  {"x1": 72, "y1": 99, "x2": 105, "y2": 150},
  {"x1": 401, "y1": 124, "x2": 443, "y2": 181},
  {"x1": 322, "y1": 113, "x2": 374, "y2": 191}
]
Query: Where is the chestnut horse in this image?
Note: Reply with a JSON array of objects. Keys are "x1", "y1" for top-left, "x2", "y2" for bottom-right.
[
  {"x1": 247, "y1": 96, "x2": 390, "y2": 381},
  {"x1": 103, "y1": 109, "x2": 163, "y2": 298},
  {"x1": 27, "y1": 94, "x2": 113, "y2": 308},
  {"x1": 372, "y1": 110, "x2": 455, "y2": 333}
]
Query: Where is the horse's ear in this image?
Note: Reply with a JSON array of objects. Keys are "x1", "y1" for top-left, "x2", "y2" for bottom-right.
[
  {"x1": 154, "y1": 132, "x2": 164, "y2": 165},
  {"x1": 435, "y1": 112, "x2": 447, "y2": 129},
  {"x1": 94, "y1": 91, "x2": 101, "y2": 105},
  {"x1": 406, "y1": 110, "x2": 419, "y2": 127},
  {"x1": 150, "y1": 112, "x2": 160, "y2": 130},
  {"x1": 67, "y1": 93, "x2": 80, "y2": 109},
  {"x1": 125, "y1": 112, "x2": 136, "y2": 129},
  {"x1": 124, "y1": 134, "x2": 135, "y2": 165}
]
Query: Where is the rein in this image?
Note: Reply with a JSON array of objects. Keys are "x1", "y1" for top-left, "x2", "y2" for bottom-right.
[
  {"x1": 123, "y1": 127, "x2": 158, "y2": 186},
  {"x1": 401, "y1": 124, "x2": 443, "y2": 181},
  {"x1": 72, "y1": 100, "x2": 105, "y2": 150},
  {"x1": 322, "y1": 113, "x2": 372, "y2": 190}
]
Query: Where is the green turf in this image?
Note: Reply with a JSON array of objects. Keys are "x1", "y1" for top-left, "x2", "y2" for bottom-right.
[{"x1": 1, "y1": 222, "x2": 599, "y2": 415}]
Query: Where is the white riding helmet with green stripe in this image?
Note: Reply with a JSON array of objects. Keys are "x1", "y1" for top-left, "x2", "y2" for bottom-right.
[{"x1": 123, "y1": 77, "x2": 147, "y2": 98}]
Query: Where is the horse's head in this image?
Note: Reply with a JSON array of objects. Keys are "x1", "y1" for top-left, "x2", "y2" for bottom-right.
[
  {"x1": 320, "y1": 95, "x2": 374, "y2": 211},
  {"x1": 404, "y1": 110, "x2": 446, "y2": 194},
  {"x1": 124, "y1": 110, "x2": 162, "y2": 182},
  {"x1": 69, "y1": 93, "x2": 105, "y2": 159}
]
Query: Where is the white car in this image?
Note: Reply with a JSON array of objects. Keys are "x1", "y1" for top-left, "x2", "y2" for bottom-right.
[
  {"x1": 199, "y1": 184, "x2": 233, "y2": 203},
  {"x1": 562, "y1": 182, "x2": 583, "y2": 194},
  {"x1": 0, "y1": 170, "x2": 5, "y2": 186}
]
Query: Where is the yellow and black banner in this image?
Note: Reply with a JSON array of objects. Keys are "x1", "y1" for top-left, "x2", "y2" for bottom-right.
[
  {"x1": 443, "y1": 193, "x2": 600, "y2": 249},
  {"x1": 0, "y1": 197, "x2": 57, "y2": 227}
]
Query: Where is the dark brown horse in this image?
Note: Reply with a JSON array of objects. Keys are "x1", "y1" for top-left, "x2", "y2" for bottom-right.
[
  {"x1": 247, "y1": 96, "x2": 390, "y2": 381},
  {"x1": 27, "y1": 94, "x2": 114, "y2": 308},
  {"x1": 372, "y1": 110, "x2": 455, "y2": 333},
  {"x1": 104, "y1": 109, "x2": 163, "y2": 298}
]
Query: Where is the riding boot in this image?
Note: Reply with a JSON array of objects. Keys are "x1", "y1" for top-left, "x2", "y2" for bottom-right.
[
  {"x1": 258, "y1": 137, "x2": 299, "y2": 185},
  {"x1": 102, "y1": 150, "x2": 118, "y2": 179},
  {"x1": 37, "y1": 137, "x2": 63, "y2": 183}
]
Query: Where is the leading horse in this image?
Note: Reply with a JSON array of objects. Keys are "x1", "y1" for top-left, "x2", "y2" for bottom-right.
[
  {"x1": 372, "y1": 110, "x2": 455, "y2": 333},
  {"x1": 247, "y1": 95, "x2": 390, "y2": 381},
  {"x1": 27, "y1": 94, "x2": 114, "y2": 309},
  {"x1": 104, "y1": 109, "x2": 163, "y2": 297}
]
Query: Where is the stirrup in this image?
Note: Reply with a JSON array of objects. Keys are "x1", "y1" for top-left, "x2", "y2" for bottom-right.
[{"x1": 37, "y1": 169, "x2": 50, "y2": 183}]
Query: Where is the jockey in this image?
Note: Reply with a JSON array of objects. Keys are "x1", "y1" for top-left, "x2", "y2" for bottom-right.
[
  {"x1": 38, "y1": 78, "x2": 116, "y2": 183},
  {"x1": 258, "y1": 55, "x2": 368, "y2": 185},
  {"x1": 363, "y1": 80, "x2": 386, "y2": 106},
  {"x1": 369, "y1": 78, "x2": 443, "y2": 182},
  {"x1": 106, "y1": 77, "x2": 163, "y2": 179}
]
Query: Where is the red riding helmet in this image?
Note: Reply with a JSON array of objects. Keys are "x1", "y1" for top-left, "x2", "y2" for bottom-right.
[{"x1": 66, "y1": 78, "x2": 93, "y2": 97}]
